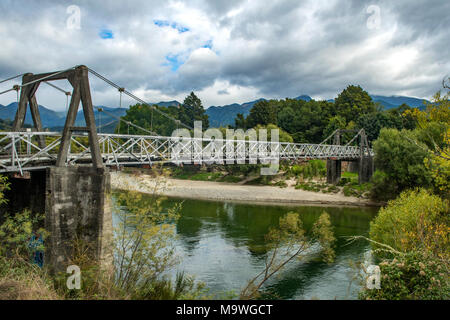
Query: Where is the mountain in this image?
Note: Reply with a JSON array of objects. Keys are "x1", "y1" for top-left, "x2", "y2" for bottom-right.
[
  {"x1": 0, "y1": 102, "x2": 65, "y2": 127},
  {"x1": 206, "y1": 98, "x2": 265, "y2": 128},
  {"x1": 206, "y1": 96, "x2": 312, "y2": 127},
  {"x1": 0, "y1": 102, "x2": 127, "y2": 133},
  {"x1": 370, "y1": 95, "x2": 429, "y2": 109},
  {"x1": 155, "y1": 100, "x2": 181, "y2": 108},
  {"x1": 0, "y1": 93, "x2": 432, "y2": 132},
  {"x1": 294, "y1": 95, "x2": 312, "y2": 101}
]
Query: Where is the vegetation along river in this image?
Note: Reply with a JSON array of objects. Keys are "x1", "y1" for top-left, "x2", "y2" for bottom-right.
[{"x1": 113, "y1": 191, "x2": 379, "y2": 300}]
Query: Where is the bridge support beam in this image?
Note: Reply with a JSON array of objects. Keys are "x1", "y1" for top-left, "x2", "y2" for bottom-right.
[
  {"x1": 326, "y1": 159, "x2": 341, "y2": 185},
  {"x1": 45, "y1": 166, "x2": 113, "y2": 273},
  {"x1": 358, "y1": 156, "x2": 374, "y2": 184}
]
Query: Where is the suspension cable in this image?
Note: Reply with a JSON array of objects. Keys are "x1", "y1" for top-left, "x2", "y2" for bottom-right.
[
  {"x1": 319, "y1": 129, "x2": 339, "y2": 145},
  {"x1": 39, "y1": 78, "x2": 158, "y2": 136},
  {"x1": 0, "y1": 73, "x2": 24, "y2": 84},
  {"x1": 94, "y1": 106, "x2": 158, "y2": 136},
  {"x1": 44, "y1": 81, "x2": 70, "y2": 95},
  {"x1": 344, "y1": 129, "x2": 364, "y2": 146},
  {"x1": 87, "y1": 67, "x2": 193, "y2": 130},
  {"x1": 0, "y1": 66, "x2": 78, "y2": 96}
]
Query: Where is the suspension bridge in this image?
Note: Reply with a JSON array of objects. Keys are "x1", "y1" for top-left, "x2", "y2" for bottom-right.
[
  {"x1": 0, "y1": 65, "x2": 373, "y2": 177},
  {"x1": 0, "y1": 65, "x2": 374, "y2": 272}
]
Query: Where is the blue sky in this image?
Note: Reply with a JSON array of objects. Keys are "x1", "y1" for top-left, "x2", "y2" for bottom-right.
[{"x1": 99, "y1": 29, "x2": 114, "y2": 39}]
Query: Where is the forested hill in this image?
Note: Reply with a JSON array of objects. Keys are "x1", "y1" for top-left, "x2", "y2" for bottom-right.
[
  {"x1": 205, "y1": 94, "x2": 429, "y2": 127},
  {"x1": 0, "y1": 93, "x2": 430, "y2": 132}
]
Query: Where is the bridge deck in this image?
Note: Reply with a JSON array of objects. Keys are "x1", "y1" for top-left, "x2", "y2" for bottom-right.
[{"x1": 0, "y1": 132, "x2": 372, "y2": 174}]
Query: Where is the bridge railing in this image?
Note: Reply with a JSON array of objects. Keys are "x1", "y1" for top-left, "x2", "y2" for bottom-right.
[{"x1": 0, "y1": 131, "x2": 373, "y2": 173}]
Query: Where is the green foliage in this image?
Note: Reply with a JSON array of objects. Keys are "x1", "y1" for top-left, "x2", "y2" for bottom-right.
[
  {"x1": 277, "y1": 99, "x2": 334, "y2": 143},
  {"x1": 359, "y1": 252, "x2": 449, "y2": 300},
  {"x1": 312, "y1": 213, "x2": 336, "y2": 263},
  {"x1": 245, "y1": 100, "x2": 278, "y2": 128},
  {"x1": 133, "y1": 272, "x2": 210, "y2": 300},
  {"x1": 179, "y1": 92, "x2": 209, "y2": 129},
  {"x1": 356, "y1": 104, "x2": 416, "y2": 141},
  {"x1": 113, "y1": 190, "x2": 182, "y2": 294},
  {"x1": 253, "y1": 123, "x2": 293, "y2": 143},
  {"x1": 116, "y1": 103, "x2": 179, "y2": 136},
  {"x1": 0, "y1": 175, "x2": 10, "y2": 207},
  {"x1": 372, "y1": 128, "x2": 432, "y2": 200},
  {"x1": 0, "y1": 210, "x2": 47, "y2": 258},
  {"x1": 240, "y1": 212, "x2": 335, "y2": 299},
  {"x1": 333, "y1": 85, "x2": 376, "y2": 124},
  {"x1": 274, "y1": 180, "x2": 287, "y2": 188},
  {"x1": 369, "y1": 189, "x2": 449, "y2": 258},
  {"x1": 290, "y1": 160, "x2": 326, "y2": 180}
]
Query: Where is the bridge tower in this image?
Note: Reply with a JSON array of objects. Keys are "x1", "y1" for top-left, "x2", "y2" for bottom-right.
[
  {"x1": 358, "y1": 129, "x2": 374, "y2": 184},
  {"x1": 326, "y1": 129, "x2": 374, "y2": 185},
  {"x1": 8, "y1": 66, "x2": 112, "y2": 273},
  {"x1": 326, "y1": 131, "x2": 342, "y2": 184}
]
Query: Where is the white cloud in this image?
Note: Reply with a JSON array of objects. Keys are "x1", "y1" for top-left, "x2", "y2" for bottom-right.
[{"x1": 0, "y1": 0, "x2": 448, "y2": 111}]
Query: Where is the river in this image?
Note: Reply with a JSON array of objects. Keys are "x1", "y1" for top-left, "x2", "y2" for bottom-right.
[{"x1": 113, "y1": 192, "x2": 379, "y2": 300}]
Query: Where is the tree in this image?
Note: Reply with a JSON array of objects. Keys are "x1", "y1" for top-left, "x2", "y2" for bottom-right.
[
  {"x1": 253, "y1": 124, "x2": 293, "y2": 143},
  {"x1": 245, "y1": 100, "x2": 278, "y2": 128},
  {"x1": 277, "y1": 99, "x2": 333, "y2": 143},
  {"x1": 240, "y1": 212, "x2": 335, "y2": 299},
  {"x1": 334, "y1": 85, "x2": 376, "y2": 124},
  {"x1": 116, "y1": 103, "x2": 179, "y2": 136},
  {"x1": 369, "y1": 189, "x2": 448, "y2": 257},
  {"x1": 178, "y1": 92, "x2": 209, "y2": 129},
  {"x1": 234, "y1": 113, "x2": 248, "y2": 129},
  {"x1": 404, "y1": 90, "x2": 450, "y2": 195},
  {"x1": 372, "y1": 128, "x2": 432, "y2": 200}
]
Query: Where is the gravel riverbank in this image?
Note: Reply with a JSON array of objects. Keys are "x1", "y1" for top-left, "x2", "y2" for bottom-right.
[{"x1": 111, "y1": 172, "x2": 380, "y2": 207}]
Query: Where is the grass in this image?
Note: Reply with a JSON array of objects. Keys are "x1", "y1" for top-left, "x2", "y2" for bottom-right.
[
  {"x1": 0, "y1": 256, "x2": 61, "y2": 300},
  {"x1": 219, "y1": 175, "x2": 243, "y2": 183},
  {"x1": 171, "y1": 170, "x2": 223, "y2": 182}
]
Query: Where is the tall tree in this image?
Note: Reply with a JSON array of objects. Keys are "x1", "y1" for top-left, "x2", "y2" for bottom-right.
[
  {"x1": 334, "y1": 85, "x2": 376, "y2": 124},
  {"x1": 178, "y1": 92, "x2": 209, "y2": 129},
  {"x1": 245, "y1": 100, "x2": 278, "y2": 128}
]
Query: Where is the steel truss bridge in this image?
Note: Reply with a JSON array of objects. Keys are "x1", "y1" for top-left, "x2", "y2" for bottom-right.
[
  {"x1": 0, "y1": 65, "x2": 373, "y2": 175},
  {"x1": 0, "y1": 131, "x2": 372, "y2": 174}
]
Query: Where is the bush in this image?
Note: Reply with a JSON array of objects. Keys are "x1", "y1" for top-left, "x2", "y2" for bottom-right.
[
  {"x1": 290, "y1": 160, "x2": 326, "y2": 180},
  {"x1": 369, "y1": 189, "x2": 449, "y2": 259},
  {"x1": 359, "y1": 251, "x2": 449, "y2": 300},
  {"x1": 372, "y1": 128, "x2": 432, "y2": 200}
]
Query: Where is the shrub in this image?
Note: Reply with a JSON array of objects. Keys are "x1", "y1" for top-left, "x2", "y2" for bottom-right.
[
  {"x1": 372, "y1": 128, "x2": 432, "y2": 200},
  {"x1": 359, "y1": 251, "x2": 449, "y2": 300},
  {"x1": 369, "y1": 189, "x2": 449, "y2": 259}
]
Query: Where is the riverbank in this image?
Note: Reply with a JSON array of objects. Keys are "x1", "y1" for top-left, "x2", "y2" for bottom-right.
[{"x1": 111, "y1": 172, "x2": 381, "y2": 207}]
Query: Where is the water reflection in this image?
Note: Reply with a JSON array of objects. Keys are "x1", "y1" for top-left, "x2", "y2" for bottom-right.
[{"x1": 114, "y1": 192, "x2": 378, "y2": 300}]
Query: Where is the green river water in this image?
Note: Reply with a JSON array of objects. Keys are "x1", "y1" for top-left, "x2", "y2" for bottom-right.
[{"x1": 114, "y1": 192, "x2": 379, "y2": 300}]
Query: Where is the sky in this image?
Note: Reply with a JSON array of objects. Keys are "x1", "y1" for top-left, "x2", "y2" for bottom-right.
[{"x1": 0, "y1": 0, "x2": 449, "y2": 111}]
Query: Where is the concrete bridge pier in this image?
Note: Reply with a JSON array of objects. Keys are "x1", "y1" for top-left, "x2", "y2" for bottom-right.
[
  {"x1": 2, "y1": 167, "x2": 113, "y2": 273},
  {"x1": 326, "y1": 159, "x2": 341, "y2": 185},
  {"x1": 45, "y1": 166, "x2": 113, "y2": 273},
  {"x1": 358, "y1": 156, "x2": 374, "y2": 184}
]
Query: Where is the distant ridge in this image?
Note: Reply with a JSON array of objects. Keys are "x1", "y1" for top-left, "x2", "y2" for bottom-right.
[{"x1": 0, "y1": 93, "x2": 431, "y2": 131}]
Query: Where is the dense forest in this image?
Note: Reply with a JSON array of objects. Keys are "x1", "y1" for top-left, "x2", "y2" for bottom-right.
[{"x1": 118, "y1": 85, "x2": 417, "y2": 146}]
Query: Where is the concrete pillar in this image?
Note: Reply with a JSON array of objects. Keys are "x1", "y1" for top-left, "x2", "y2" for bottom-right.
[
  {"x1": 358, "y1": 156, "x2": 374, "y2": 184},
  {"x1": 326, "y1": 159, "x2": 341, "y2": 185},
  {"x1": 45, "y1": 166, "x2": 113, "y2": 273}
]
